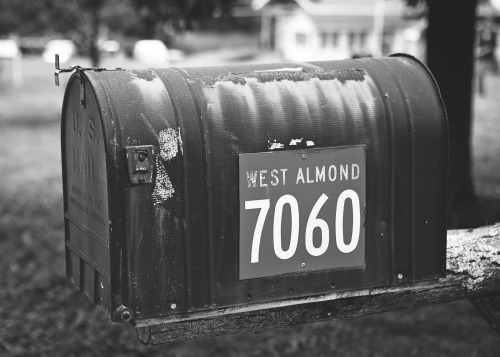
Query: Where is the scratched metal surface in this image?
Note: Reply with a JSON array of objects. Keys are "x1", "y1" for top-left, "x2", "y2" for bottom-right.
[{"x1": 61, "y1": 55, "x2": 448, "y2": 322}]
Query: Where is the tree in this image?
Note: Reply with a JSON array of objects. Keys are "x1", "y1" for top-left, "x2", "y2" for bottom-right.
[
  {"x1": 0, "y1": 0, "x2": 116, "y2": 66},
  {"x1": 409, "y1": 0, "x2": 479, "y2": 225},
  {"x1": 0, "y1": 0, "x2": 49, "y2": 36},
  {"x1": 0, "y1": 0, "x2": 237, "y2": 66},
  {"x1": 129, "y1": 0, "x2": 235, "y2": 42},
  {"x1": 39, "y1": 0, "x2": 136, "y2": 67}
]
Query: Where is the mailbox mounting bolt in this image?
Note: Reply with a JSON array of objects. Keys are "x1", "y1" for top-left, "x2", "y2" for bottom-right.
[
  {"x1": 301, "y1": 262, "x2": 306, "y2": 268},
  {"x1": 170, "y1": 303, "x2": 177, "y2": 310},
  {"x1": 121, "y1": 310, "x2": 131, "y2": 322},
  {"x1": 398, "y1": 273, "x2": 403, "y2": 280}
]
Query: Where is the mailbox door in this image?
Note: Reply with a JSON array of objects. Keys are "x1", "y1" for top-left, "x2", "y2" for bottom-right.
[{"x1": 62, "y1": 75, "x2": 112, "y2": 312}]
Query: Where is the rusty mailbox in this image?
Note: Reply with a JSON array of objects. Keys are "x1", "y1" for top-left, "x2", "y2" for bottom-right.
[{"x1": 61, "y1": 55, "x2": 447, "y2": 327}]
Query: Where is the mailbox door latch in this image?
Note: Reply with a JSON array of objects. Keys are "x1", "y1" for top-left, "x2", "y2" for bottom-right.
[{"x1": 125, "y1": 145, "x2": 154, "y2": 185}]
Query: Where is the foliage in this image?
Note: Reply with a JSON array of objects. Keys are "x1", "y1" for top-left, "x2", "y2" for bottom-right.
[
  {"x1": 1, "y1": 0, "x2": 98, "y2": 37},
  {"x1": 130, "y1": 0, "x2": 235, "y2": 40},
  {"x1": 0, "y1": 0, "x2": 236, "y2": 65},
  {"x1": 0, "y1": 0, "x2": 118, "y2": 65}
]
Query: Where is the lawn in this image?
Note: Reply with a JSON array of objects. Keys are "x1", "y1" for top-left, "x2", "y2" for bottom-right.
[{"x1": 0, "y1": 54, "x2": 499, "y2": 356}]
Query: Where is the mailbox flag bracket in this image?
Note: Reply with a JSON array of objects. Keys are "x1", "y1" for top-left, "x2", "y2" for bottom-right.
[
  {"x1": 54, "y1": 54, "x2": 124, "y2": 108},
  {"x1": 125, "y1": 145, "x2": 155, "y2": 185}
]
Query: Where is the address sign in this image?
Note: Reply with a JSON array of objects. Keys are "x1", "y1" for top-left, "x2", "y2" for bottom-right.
[{"x1": 239, "y1": 145, "x2": 366, "y2": 280}]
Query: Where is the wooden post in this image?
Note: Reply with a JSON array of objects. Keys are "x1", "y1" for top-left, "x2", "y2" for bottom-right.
[{"x1": 135, "y1": 224, "x2": 500, "y2": 346}]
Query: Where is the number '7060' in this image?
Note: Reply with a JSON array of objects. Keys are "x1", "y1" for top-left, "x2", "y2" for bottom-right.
[{"x1": 245, "y1": 190, "x2": 361, "y2": 263}]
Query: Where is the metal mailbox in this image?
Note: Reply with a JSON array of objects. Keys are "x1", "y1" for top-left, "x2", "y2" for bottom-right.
[{"x1": 61, "y1": 54, "x2": 447, "y2": 324}]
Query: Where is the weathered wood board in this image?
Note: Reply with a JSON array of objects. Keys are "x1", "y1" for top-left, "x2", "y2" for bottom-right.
[{"x1": 135, "y1": 224, "x2": 500, "y2": 346}]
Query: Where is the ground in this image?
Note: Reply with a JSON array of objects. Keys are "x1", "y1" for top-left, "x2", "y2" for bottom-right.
[{"x1": 0, "y1": 52, "x2": 500, "y2": 356}]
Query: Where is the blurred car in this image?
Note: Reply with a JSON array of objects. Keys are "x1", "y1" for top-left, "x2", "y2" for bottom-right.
[
  {"x1": 43, "y1": 39, "x2": 76, "y2": 64},
  {"x1": 0, "y1": 39, "x2": 21, "y2": 59},
  {"x1": 168, "y1": 49, "x2": 186, "y2": 63},
  {"x1": 98, "y1": 39, "x2": 120, "y2": 55},
  {"x1": 133, "y1": 40, "x2": 169, "y2": 65}
]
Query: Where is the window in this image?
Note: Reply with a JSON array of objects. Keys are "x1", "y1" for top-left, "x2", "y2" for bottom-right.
[
  {"x1": 348, "y1": 32, "x2": 356, "y2": 48},
  {"x1": 320, "y1": 33, "x2": 328, "y2": 47},
  {"x1": 383, "y1": 31, "x2": 394, "y2": 54},
  {"x1": 320, "y1": 32, "x2": 339, "y2": 48},
  {"x1": 359, "y1": 32, "x2": 367, "y2": 49},
  {"x1": 331, "y1": 33, "x2": 339, "y2": 47},
  {"x1": 296, "y1": 33, "x2": 307, "y2": 46}
]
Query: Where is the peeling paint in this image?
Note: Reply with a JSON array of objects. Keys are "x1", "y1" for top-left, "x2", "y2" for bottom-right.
[
  {"x1": 201, "y1": 68, "x2": 366, "y2": 87},
  {"x1": 131, "y1": 70, "x2": 156, "y2": 81},
  {"x1": 177, "y1": 127, "x2": 183, "y2": 155},
  {"x1": 289, "y1": 138, "x2": 303, "y2": 146},
  {"x1": 268, "y1": 140, "x2": 285, "y2": 150},
  {"x1": 153, "y1": 156, "x2": 174, "y2": 205},
  {"x1": 268, "y1": 138, "x2": 316, "y2": 150},
  {"x1": 254, "y1": 67, "x2": 304, "y2": 73},
  {"x1": 158, "y1": 128, "x2": 180, "y2": 161}
]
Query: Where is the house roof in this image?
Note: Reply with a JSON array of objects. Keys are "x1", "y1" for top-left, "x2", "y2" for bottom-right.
[
  {"x1": 253, "y1": 0, "x2": 411, "y2": 29},
  {"x1": 253, "y1": 0, "x2": 408, "y2": 17}
]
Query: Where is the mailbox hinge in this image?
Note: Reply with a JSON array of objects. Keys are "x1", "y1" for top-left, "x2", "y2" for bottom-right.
[
  {"x1": 54, "y1": 54, "x2": 125, "y2": 109},
  {"x1": 125, "y1": 145, "x2": 155, "y2": 185}
]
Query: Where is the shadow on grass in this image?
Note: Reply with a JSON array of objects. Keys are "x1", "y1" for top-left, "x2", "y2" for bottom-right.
[{"x1": 449, "y1": 196, "x2": 500, "y2": 229}]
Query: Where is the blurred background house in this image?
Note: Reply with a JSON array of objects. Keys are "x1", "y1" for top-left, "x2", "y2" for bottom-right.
[
  {"x1": 254, "y1": 0, "x2": 425, "y2": 62},
  {"x1": 0, "y1": 0, "x2": 499, "y2": 71}
]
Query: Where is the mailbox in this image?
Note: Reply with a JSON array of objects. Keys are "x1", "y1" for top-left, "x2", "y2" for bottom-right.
[{"x1": 61, "y1": 54, "x2": 447, "y2": 324}]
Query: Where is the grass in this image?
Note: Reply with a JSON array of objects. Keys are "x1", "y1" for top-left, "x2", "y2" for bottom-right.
[{"x1": 1, "y1": 55, "x2": 500, "y2": 356}]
